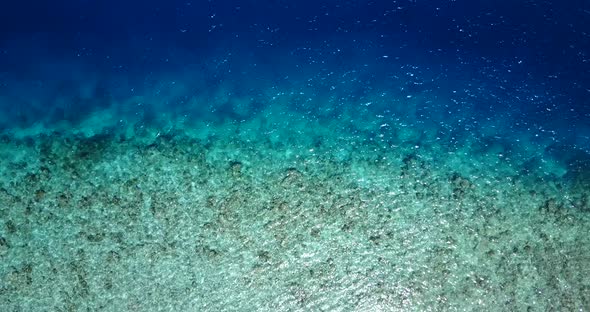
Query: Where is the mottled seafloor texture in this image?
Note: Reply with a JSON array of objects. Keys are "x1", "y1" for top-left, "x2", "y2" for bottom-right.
[{"x1": 1, "y1": 87, "x2": 589, "y2": 311}]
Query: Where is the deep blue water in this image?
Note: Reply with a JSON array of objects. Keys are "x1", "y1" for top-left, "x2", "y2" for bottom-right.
[{"x1": 0, "y1": 1, "x2": 588, "y2": 171}]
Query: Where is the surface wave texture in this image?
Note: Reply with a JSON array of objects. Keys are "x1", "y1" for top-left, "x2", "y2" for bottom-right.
[{"x1": 1, "y1": 0, "x2": 589, "y2": 311}]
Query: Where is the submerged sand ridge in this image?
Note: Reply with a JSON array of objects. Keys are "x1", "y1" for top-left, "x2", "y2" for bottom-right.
[{"x1": 0, "y1": 117, "x2": 589, "y2": 311}]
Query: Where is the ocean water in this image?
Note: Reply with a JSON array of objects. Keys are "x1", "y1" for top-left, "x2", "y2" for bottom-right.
[{"x1": 0, "y1": 1, "x2": 589, "y2": 311}]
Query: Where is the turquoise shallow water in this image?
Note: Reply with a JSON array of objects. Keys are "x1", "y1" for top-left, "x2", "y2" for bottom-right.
[{"x1": 0, "y1": 60, "x2": 589, "y2": 310}]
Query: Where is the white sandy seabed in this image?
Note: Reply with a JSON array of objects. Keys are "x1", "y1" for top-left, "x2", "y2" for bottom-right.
[{"x1": 0, "y1": 104, "x2": 589, "y2": 312}]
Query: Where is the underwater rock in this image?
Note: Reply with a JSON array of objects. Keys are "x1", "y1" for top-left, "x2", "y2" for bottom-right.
[
  {"x1": 5, "y1": 220, "x2": 17, "y2": 234},
  {"x1": 24, "y1": 172, "x2": 40, "y2": 185},
  {"x1": 539, "y1": 198, "x2": 562, "y2": 215},
  {"x1": 572, "y1": 193, "x2": 590, "y2": 213},
  {"x1": 5, "y1": 263, "x2": 33, "y2": 289},
  {"x1": 196, "y1": 244, "x2": 221, "y2": 260},
  {"x1": 229, "y1": 161, "x2": 243, "y2": 178},
  {"x1": 0, "y1": 236, "x2": 9, "y2": 256},
  {"x1": 450, "y1": 173, "x2": 474, "y2": 199},
  {"x1": 402, "y1": 154, "x2": 418, "y2": 170},
  {"x1": 281, "y1": 167, "x2": 303, "y2": 187},
  {"x1": 72, "y1": 133, "x2": 114, "y2": 162},
  {"x1": 401, "y1": 153, "x2": 426, "y2": 178},
  {"x1": 34, "y1": 189, "x2": 46, "y2": 202}
]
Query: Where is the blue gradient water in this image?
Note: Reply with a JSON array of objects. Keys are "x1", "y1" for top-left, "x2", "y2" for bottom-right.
[{"x1": 0, "y1": 1, "x2": 589, "y2": 311}]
